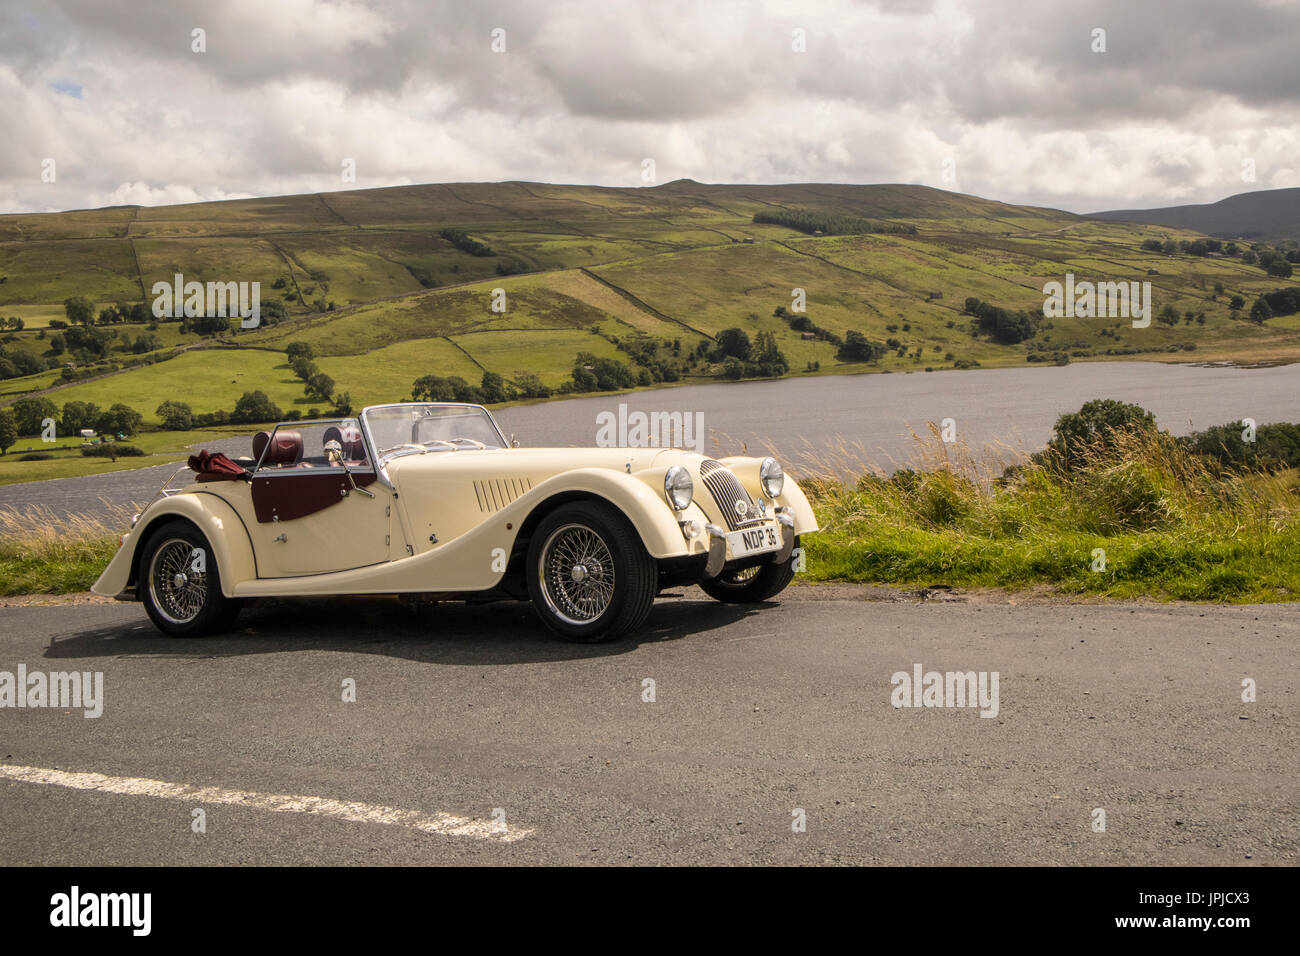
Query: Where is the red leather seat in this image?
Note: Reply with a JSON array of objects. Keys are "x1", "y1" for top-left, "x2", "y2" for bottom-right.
[
  {"x1": 323, "y1": 424, "x2": 366, "y2": 461},
  {"x1": 252, "y1": 430, "x2": 304, "y2": 466}
]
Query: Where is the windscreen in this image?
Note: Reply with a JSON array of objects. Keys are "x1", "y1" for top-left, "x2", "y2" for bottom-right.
[{"x1": 362, "y1": 404, "x2": 506, "y2": 459}]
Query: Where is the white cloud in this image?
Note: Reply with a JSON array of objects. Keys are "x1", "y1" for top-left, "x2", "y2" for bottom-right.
[{"x1": 0, "y1": 0, "x2": 1296, "y2": 214}]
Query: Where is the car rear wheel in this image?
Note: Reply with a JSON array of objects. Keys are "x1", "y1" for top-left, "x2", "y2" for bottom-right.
[
  {"x1": 140, "y1": 520, "x2": 242, "y2": 637},
  {"x1": 526, "y1": 501, "x2": 657, "y2": 642},
  {"x1": 699, "y1": 535, "x2": 799, "y2": 604}
]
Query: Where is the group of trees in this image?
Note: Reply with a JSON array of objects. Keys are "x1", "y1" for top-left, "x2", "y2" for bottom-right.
[
  {"x1": 611, "y1": 334, "x2": 687, "y2": 384},
  {"x1": 1243, "y1": 287, "x2": 1300, "y2": 323},
  {"x1": 773, "y1": 305, "x2": 843, "y2": 349},
  {"x1": 836, "y1": 330, "x2": 889, "y2": 363},
  {"x1": 705, "y1": 328, "x2": 789, "y2": 380},
  {"x1": 0, "y1": 396, "x2": 145, "y2": 447},
  {"x1": 412, "y1": 369, "x2": 521, "y2": 405},
  {"x1": 285, "y1": 341, "x2": 339, "y2": 406},
  {"x1": 963, "y1": 297, "x2": 1039, "y2": 344},
  {"x1": 439, "y1": 228, "x2": 494, "y2": 257},
  {"x1": 752, "y1": 210, "x2": 917, "y2": 236},
  {"x1": 1141, "y1": 236, "x2": 1297, "y2": 278}
]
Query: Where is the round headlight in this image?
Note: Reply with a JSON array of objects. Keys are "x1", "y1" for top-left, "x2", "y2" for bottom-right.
[
  {"x1": 760, "y1": 457, "x2": 784, "y2": 499},
  {"x1": 664, "y1": 465, "x2": 693, "y2": 511}
]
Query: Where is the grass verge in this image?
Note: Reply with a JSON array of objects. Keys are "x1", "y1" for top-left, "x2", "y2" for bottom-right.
[{"x1": 800, "y1": 427, "x2": 1300, "y2": 603}]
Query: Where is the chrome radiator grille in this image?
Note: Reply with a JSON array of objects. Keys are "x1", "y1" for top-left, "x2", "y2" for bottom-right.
[{"x1": 699, "y1": 459, "x2": 757, "y2": 530}]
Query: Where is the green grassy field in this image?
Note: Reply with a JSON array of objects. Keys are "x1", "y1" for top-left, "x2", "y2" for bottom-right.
[{"x1": 0, "y1": 179, "x2": 1297, "y2": 432}]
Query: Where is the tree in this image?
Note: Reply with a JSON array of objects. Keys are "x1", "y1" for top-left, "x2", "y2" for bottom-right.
[
  {"x1": 48, "y1": 333, "x2": 65, "y2": 355},
  {"x1": 573, "y1": 356, "x2": 634, "y2": 392},
  {"x1": 1046, "y1": 399, "x2": 1157, "y2": 470},
  {"x1": 64, "y1": 295, "x2": 95, "y2": 327},
  {"x1": 1249, "y1": 297, "x2": 1273, "y2": 324},
  {"x1": 1267, "y1": 259, "x2": 1294, "y2": 278},
  {"x1": 1229, "y1": 295, "x2": 1246, "y2": 310},
  {"x1": 0, "y1": 407, "x2": 16, "y2": 454},
  {"x1": 480, "y1": 370, "x2": 517, "y2": 404},
  {"x1": 60, "y1": 400, "x2": 101, "y2": 434},
  {"x1": 305, "y1": 371, "x2": 335, "y2": 403},
  {"x1": 412, "y1": 375, "x2": 456, "y2": 402},
  {"x1": 156, "y1": 400, "x2": 194, "y2": 430},
  {"x1": 95, "y1": 403, "x2": 143, "y2": 437},
  {"x1": 11, "y1": 396, "x2": 59, "y2": 436},
  {"x1": 712, "y1": 328, "x2": 752, "y2": 362},
  {"x1": 514, "y1": 372, "x2": 551, "y2": 399},
  {"x1": 445, "y1": 376, "x2": 484, "y2": 403},
  {"x1": 332, "y1": 392, "x2": 353, "y2": 416},
  {"x1": 286, "y1": 341, "x2": 314, "y2": 364},
  {"x1": 752, "y1": 330, "x2": 789, "y2": 375},
  {"x1": 837, "y1": 330, "x2": 886, "y2": 363},
  {"x1": 1156, "y1": 304, "x2": 1180, "y2": 326},
  {"x1": 231, "y1": 391, "x2": 282, "y2": 425}
]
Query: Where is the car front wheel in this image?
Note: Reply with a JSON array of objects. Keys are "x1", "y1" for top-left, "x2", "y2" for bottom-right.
[
  {"x1": 698, "y1": 535, "x2": 800, "y2": 604},
  {"x1": 139, "y1": 520, "x2": 242, "y2": 637},
  {"x1": 526, "y1": 501, "x2": 657, "y2": 642}
]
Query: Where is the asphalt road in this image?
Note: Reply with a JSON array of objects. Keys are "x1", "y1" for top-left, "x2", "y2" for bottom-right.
[{"x1": 1, "y1": 589, "x2": 1295, "y2": 865}]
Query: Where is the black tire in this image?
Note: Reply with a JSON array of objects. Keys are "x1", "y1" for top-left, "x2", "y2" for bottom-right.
[
  {"x1": 526, "y1": 501, "x2": 657, "y2": 642},
  {"x1": 138, "y1": 520, "x2": 242, "y2": 637},
  {"x1": 699, "y1": 535, "x2": 800, "y2": 604}
]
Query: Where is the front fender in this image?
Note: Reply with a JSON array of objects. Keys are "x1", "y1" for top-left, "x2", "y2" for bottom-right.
[{"x1": 91, "y1": 490, "x2": 257, "y2": 599}]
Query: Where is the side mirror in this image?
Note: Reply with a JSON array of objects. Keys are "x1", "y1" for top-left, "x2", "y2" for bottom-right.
[{"x1": 510, "y1": 434, "x2": 520, "y2": 448}]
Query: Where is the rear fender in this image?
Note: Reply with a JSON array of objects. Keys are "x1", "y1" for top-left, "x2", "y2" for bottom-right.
[{"x1": 90, "y1": 491, "x2": 257, "y2": 599}]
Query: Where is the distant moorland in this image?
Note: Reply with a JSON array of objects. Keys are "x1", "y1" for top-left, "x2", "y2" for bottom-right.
[{"x1": 0, "y1": 180, "x2": 1298, "y2": 459}]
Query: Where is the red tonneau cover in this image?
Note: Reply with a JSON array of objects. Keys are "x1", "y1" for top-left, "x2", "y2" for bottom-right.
[{"x1": 187, "y1": 450, "x2": 249, "y2": 482}]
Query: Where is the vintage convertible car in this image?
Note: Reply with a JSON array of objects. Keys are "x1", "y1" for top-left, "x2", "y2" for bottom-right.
[{"x1": 92, "y1": 403, "x2": 818, "y2": 642}]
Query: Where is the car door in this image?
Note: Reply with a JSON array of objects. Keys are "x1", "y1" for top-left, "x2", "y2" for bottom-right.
[{"x1": 245, "y1": 422, "x2": 395, "y2": 577}]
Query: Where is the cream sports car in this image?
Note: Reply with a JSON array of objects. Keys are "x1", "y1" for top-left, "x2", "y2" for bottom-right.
[{"x1": 92, "y1": 402, "x2": 818, "y2": 642}]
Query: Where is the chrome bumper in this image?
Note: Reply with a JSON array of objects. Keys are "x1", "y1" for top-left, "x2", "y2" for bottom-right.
[{"x1": 703, "y1": 510, "x2": 796, "y2": 579}]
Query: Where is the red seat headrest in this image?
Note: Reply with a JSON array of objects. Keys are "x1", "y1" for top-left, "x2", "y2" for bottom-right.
[
  {"x1": 252, "y1": 429, "x2": 303, "y2": 465},
  {"x1": 323, "y1": 424, "x2": 365, "y2": 460}
]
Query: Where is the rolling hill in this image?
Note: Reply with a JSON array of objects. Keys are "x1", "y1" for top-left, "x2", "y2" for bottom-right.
[
  {"x1": 1089, "y1": 187, "x2": 1300, "y2": 241},
  {"x1": 1, "y1": 180, "x2": 1298, "y2": 432}
]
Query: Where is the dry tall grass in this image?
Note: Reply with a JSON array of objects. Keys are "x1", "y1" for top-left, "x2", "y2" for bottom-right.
[{"x1": 0, "y1": 500, "x2": 131, "y2": 595}]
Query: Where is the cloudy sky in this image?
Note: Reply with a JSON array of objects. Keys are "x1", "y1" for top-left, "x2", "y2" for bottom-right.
[{"x1": 2, "y1": 0, "x2": 1297, "y2": 216}]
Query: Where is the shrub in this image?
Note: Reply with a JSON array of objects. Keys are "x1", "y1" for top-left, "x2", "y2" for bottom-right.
[{"x1": 81, "y1": 443, "x2": 144, "y2": 459}]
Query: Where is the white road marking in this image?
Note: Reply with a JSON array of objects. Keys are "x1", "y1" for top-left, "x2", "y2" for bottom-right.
[{"x1": 0, "y1": 763, "x2": 530, "y2": 842}]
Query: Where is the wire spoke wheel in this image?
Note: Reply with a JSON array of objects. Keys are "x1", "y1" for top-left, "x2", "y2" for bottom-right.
[
  {"x1": 539, "y1": 523, "x2": 616, "y2": 625},
  {"x1": 718, "y1": 565, "x2": 761, "y2": 586},
  {"x1": 148, "y1": 538, "x2": 208, "y2": 625}
]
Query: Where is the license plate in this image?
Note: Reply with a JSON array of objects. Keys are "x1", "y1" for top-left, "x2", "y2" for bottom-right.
[{"x1": 728, "y1": 525, "x2": 781, "y2": 559}]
